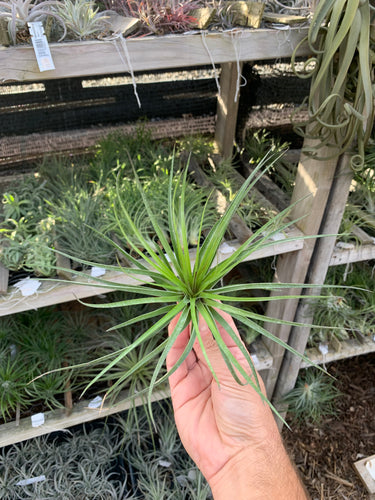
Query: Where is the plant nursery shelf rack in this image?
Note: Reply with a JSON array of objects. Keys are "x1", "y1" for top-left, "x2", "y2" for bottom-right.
[
  {"x1": 0, "y1": 227, "x2": 303, "y2": 317},
  {"x1": 0, "y1": 337, "x2": 273, "y2": 447},
  {"x1": 301, "y1": 336, "x2": 375, "y2": 369},
  {"x1": 1, "y1": 21, "x2": 374, "y2": 443},
  {"x1": 0, "y1": 27, "x2": 310, "y2": 82}
]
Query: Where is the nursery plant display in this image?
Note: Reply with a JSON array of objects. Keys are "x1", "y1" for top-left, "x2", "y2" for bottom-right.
[
  {"x1": 306, "y1": 261, "x2": 375, "y2": 352},
  {"x1": 0, "y1": 399, "x2": 210, "y2": 499},
  {"x1": 58, "y1": 139, "x2": 330, "y2": 423},
  {"x1": 279, "y1": 366, "x2": 341, "y2": 424},
  {"x1": 0, "y1": 175, "x2": 56, "y2": 276},
  {"x1": 0, "y1": 132, "x2": 219, "y2": 276},
  {"x1": 341, "y1": 143, "x2": 375, "y2": 239},
  {"x1": 0, "y1": 0, "x2": 313, "y2": 45},
  {"x1": 0, "y1": 421, "x2": 127, "y2": 499},
  {"x1": 0, "y1": 306, "x2": 92, "y2": 422}
]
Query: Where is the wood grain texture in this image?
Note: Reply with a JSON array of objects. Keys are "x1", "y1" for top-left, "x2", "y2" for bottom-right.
[
  {"x1": 0, "y1": 28, "x2": 310, "y2": 82},
  {"x1": 262, "y1": 137, "x2": 341, "y2": 399}
]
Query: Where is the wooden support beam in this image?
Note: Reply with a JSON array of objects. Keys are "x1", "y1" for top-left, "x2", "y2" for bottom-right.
[
  {"x1": 271, "y1": 152, "x2": 353, "y2": 418},
  {"x1": 214, "y1": 62, "x2": 242, "y2": 158},
  {"x1": 261, "y1": 137, "x2": 341, "y2": 399}
]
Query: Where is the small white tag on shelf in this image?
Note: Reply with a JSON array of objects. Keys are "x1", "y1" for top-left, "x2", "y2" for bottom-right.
[
  {"x1": 335, "y1": 241, "x2": 355, "y2": 250},
  {"x1": 270, "y1": 232, "x2": 286, "y2": 241},
  {"x1": 219, "y1": 242, "x2": 236, "y2": 254},
  {"x1": 372, "y1": 237, "x2": 375, "y2": 245},
  {"x1": 318, "y1": 343, "x2": 329, "y2": 356},
  {"x1": 176, "y1": 474, "x2": 189, "y2": 487},
  {"x1": 14, "y1": 277, "x2": 41, "y2": 297},
  {"x1": 31, "y1": 413, "x2": 45, "y2": 427},
  {"x1": 16, "y1": 475, "x2": 46, "y2": 486},
  {"x1": 365, "y1": 458, "x2": 375, "y2": 481},
  {"x1": 158, "y1": 459, "x2": 172, "y2": 468},
  {"x1": 90, "y1": 266, "x2": 106, "y2": 278},
  {"x1": 188, "y1": 469, "x2": 197, "y2": 481},
  {"x1": 88, "y1": 395, "x2": 103, "y2": 408},
  {"x1": 251, "y1": 353, "x2": 259, "y2": 367},
  {"x1": 28, "y1": 22, "x2": 55, "y2": 72},
  {"x1": 10, "y1": 344, "x2": 17, "y2": 359}
]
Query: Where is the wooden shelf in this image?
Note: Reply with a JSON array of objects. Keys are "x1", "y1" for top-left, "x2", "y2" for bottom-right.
[
  {"x1": 0, "y1": 27, "x2": 310, "y2": 82},
  {"x1": 330, "y1": 224, "x2": 375, "y2": 266},
  {"x1": 0, "y1": 227, "x2": 304, "y2": 317},
  {"x1": 0, "y1": 338, "x2": 272, "y2": 448},
  {"x1": 300, "y1": 335, "x2": 375, "y2": 368},
  {"x1": 0, "y1": 387, "x2": 170, "y2": 448}
]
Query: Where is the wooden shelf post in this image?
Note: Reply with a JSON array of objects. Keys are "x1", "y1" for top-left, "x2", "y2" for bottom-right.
[
  {"x1": 271, "y1": 151, "x2": 353, "y2": 420},
  {"x1": 261, "y1": 136, "x2": 341, "y2": 400},
  {"x1": 214, "y1": 62, "x2": 242, "y2": 158}
]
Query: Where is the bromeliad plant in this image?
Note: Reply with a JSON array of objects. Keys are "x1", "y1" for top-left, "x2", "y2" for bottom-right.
[
  {"x1": 59, "y1": 150, "x2": 321, "y2": 419},
  {"x1": 292, "y1": 0, "x2": 374, "y2": 167},
  {"x1": 279, "y1": 367, "x2": 341, "y2": 424}
]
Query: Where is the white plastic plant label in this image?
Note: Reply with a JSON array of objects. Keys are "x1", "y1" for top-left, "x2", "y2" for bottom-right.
[
  {"x1": 28, "y1": 22, "x2": 55, "y2": 72},
  {"x1": 91, "y1": 266, "x2": 106, "y2": 278},
  {"x1": 270, "y1": 232, "x2": 286, "y2": 241},
  {"x1": 335, "y1": 241, "x2": 355, "y2": 250},
  {"x1": 14, "y1": 278, "x2": 41, "y2": 297},
  {"x1": 318, "y1": 343, "x2": 329, "y2": 355},
  {"x1": 16, "y1": 475, "x2": 46, "y2": 486},
  {"x1": 31, "y1": 413, "x2": 45, "y2": 427},
  {"x1": 158, "y1": 459, "x2": 172, "y2": 467},
  {"x1": 251, "y1": 353, "x2": 259, "y2": 367},
  {"x1": 88, "y1": 395, "x2": 103, "y2": 408},
  {"x1": 219, "y1": 242, "x2": 236, "y2": 254}
]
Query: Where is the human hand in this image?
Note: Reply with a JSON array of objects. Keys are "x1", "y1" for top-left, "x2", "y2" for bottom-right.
[{"x1": 167, "y1": 309, "x2": 308, "y2": 499}]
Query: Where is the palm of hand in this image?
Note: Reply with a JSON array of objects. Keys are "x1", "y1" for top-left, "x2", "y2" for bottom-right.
[{"x1": 167, "y1": 314, "x2": 274, "y2": 483}]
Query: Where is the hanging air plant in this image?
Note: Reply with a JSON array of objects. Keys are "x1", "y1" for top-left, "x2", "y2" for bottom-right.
[{"x1": 292, "y1": 0, "x2": 374, "y2": 167}]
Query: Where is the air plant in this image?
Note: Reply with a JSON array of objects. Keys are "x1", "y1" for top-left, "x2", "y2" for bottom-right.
[
  {"x1": 25, "y1": 371, "x2": 67, "y2": 410},
  {"x1": 243, "y1": 130, "x2": 294, "y2": 196},
  {"x1": 307, "y1": 292, "x2": 355, "y2": 347},
  {"x1": 0, "y1": 356, "x2": 30, "y2": 422},
  {"x1": 87, "y1": 328, "x2": 165, "y2": 401},
  {"x1": 54, "y1": 0, "x2": 111, "y2": 40},
  {"x1": 279, "y1": 367, "x2": 341, "y2": 424},
  {"x1": 203, "y1": 155, "x2": 274, "y2": 231},
  {"x1": 291, "y1": 0, "x2": 374, "y2": 167},
  {"x1": 0, "y1": 176, "x2": 56, "y2": 275},
  {"x1": 0, "y1": 0, "x2": 67, "y2": 44},
  {"x1": 53, "y1": 187, "x2": 116, "y2": 265},
  {"x1": 56, "y1": 150, "x2": 321, "y2": 422}
]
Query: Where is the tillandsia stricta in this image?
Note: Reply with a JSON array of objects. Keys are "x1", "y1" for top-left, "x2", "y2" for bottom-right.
[{"x1": 47, "y1": 150, "x2": 329, "y2": 422}]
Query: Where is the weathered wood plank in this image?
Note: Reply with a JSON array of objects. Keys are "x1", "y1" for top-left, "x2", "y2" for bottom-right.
[
  {"x1": 354, "y1": 454, "x2": 375, "y2": 495},
  {"x1": 0, "y1": 230, "x2": 304, "y2": 317},
  {"x1": 0, "y1": 388, "x2": 170, "y2": 448},
  {"x1": 261, "y1": 136, "x2": 341, "y2": 400},
  {"x1": 0, "y1": 28, "x2": 310, "y2": 82},
  {"x1": 0, "y1": 262, "x2": 8, "y2": 294},
  {"x1": 0, "y1": 338, "x2": 272, "y2": 447},
  {"x1": 271, "y1": 152, "x2": 353, "y2": 410},
  {"x1": 300, "y1": 336, "x2": 375, "y2": 368},
  {"x1": 215, "y1": 61, "x2": 242, "y2": 158},
  {"x1": 330, "y1": 241, "x2": 375, "y2": 265}
]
